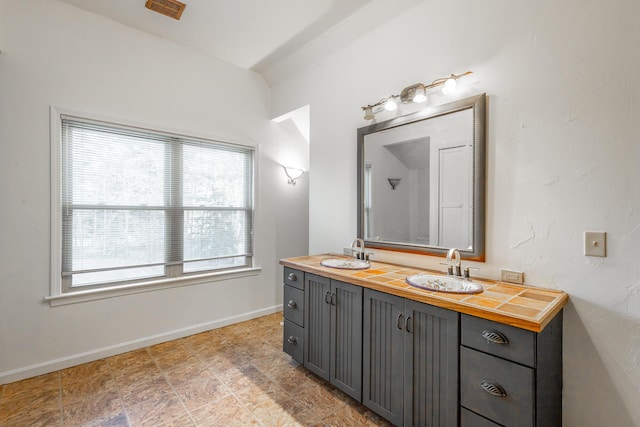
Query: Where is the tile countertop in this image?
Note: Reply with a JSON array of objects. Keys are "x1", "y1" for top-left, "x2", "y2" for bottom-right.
[{"x1": 280, "y1": 254, "x2": 569, "y2": 333}]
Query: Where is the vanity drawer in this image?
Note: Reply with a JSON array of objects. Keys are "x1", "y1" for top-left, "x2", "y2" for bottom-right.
[
  {"x1": 284, "y1": 284, "x2": 304, "y2": 327},
  {"x1": 460, "y1": 408, "x2": 501, "y2": 427},
  {"x1": 461, "y1": 314, "x2": 536, "y2": 367},
  {"x1": 461, "y1": 347, "x2": 534, "y2": 427},
  {"x1": 283, "y1": 319, "x2": 304, "y2": 363},
  {"x1": 284, "y1": 267, "x2": 304, "y2": 290}
]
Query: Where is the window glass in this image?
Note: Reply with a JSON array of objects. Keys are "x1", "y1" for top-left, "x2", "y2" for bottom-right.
[{"x1": 58, "y1": 116, "x2": 254, "y2": 292}]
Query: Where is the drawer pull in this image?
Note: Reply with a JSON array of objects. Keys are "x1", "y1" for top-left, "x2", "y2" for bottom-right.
[
  {"x1": 324, "y1": 291, "x2": 331, "y2": 304},
  {"x1": 480, "y1": 380, "x2": 507, "y2": 397},
  {"x1": 287, "y1": 300, "x2": 297, "y2": 309},
  {"x1": 405, "y1": 316, "x2": 413, "y2": 333},
  {"x1": 287, "y1": 272, "x2": 298, "y2": 281},
  {"x1": 397, "y1": 313, "x2": 405, "y2": 330},
  {"x1": 481, "y1": 329, "x2": 509, "y2": 345},
  {"x1": 287, "y1": 336, "x2": 297, "y2": 344}
]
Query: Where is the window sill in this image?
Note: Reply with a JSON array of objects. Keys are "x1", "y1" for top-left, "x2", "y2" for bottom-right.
[{"x1": 45, "y1": 267, "x2": 262, "y2": 307}]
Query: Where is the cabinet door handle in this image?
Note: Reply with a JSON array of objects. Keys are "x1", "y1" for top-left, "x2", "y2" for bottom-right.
[
  {"x1": 287, "y1": 300, "x2": 297, "y2": 309},
  {"x1": 330, "y1": 293, "x2": 336, "y2": 306},
  {"x1": 287, "y1": 336, "x2": 297, "y2": 344},
  {"x1": 397, "y1": 313, "x2": 405, "y2": 330},
  {"x1": 481, "y1": 329, "x2": 509, "y2": 345},
  {"x1": 480, "y1": 380, "x2": 507, "y2": 397},
  {"x1": 324, "y1": 291, "x2": 332, "y2": 304},
  {"x1": 287, "y1": 272, "x2": 297, "y2": 281},
  {"x1": 405, "y1": 316, "x2": 413, "y2": 333}
]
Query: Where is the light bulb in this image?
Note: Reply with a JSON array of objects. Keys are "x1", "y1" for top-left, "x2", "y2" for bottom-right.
[
  {"x1": 442, "y1": 77, "x2": 457, "y2": 94},
  {"x1": 413, "y1": 86, "x2": 427, "y2": 103},
  {"x1": 364, "y1": 107, "x2": 375, "y2": 120},
  {"x1": 384, "y1": 97, "x2": 398, "y2": 111}
]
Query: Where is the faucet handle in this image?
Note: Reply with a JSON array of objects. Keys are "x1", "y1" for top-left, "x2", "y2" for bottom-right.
[
  {"x1": 439, "y1": 262, "x2": 454, "y2": 276},
  {"x1": 464, "y1": 266, "x2": 480, "y2": 280}
]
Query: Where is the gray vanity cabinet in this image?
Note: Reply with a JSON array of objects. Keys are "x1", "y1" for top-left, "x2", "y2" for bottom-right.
[
  {"x1": 362, "y1": 288, "x2": 459, "y2": 427},
  {"x1": 304, "y1": 273, "x2": 363, "y2": 401},
  {"x1": 460, "y1": 313, "x2": 563, "y2": 427},
  {"x1": 283, "y1": 267, "x2": 305, "y2": 363},
  {"x1": 282, "y1": 264, "x2": 564, "y2": 427}
]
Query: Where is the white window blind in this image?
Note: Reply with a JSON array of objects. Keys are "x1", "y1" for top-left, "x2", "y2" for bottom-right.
[{"x1": 59, "y1": 116, "x2": 254, "y2": 291}]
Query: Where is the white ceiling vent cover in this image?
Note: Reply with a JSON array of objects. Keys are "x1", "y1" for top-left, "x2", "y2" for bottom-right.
[{"x1": 145, "y1": 0, "x2": 186, "y2": 20}]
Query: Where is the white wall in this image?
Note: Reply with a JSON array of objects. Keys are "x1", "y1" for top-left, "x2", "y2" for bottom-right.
[
  {"x1": 0, "y1": 0, "x2": 309, "y2": 382},
  {"x1": 271, "y1": 0, "x2": 640, "y2": 425}
]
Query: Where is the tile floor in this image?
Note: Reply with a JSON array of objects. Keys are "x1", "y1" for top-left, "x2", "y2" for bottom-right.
[{"x1": 0, "y1": 312, "x2": 391, "y2": 426}]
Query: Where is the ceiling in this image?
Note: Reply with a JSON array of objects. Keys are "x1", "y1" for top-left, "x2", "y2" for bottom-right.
[{"x1": 58, "y1": 0, "x2": 420, "y2": 84}]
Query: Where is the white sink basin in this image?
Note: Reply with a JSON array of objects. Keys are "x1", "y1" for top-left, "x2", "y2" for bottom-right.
[
  {"x1": 406, "y1": 273, "x2": 483, "y2": 294},
  {"x1": 320, "y1": 258, "x2": 370, "y2": 270}
]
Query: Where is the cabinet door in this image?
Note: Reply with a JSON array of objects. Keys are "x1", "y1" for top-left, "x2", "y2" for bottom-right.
[
  {"x1": 362, "y1": 289, "x2": 405, "y2": 426},
  {"x1": 304, "y1": 273, "x2": 331, "y2": 380},
  {"x1": 330, "y1": 280, "x2": 363, "y2": 401},
  {"x1": 404, "y1": 300, "x2": 459, "y2": 427}
]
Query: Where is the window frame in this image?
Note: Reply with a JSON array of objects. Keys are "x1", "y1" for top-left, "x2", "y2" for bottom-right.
[{"x1": 48, "y1": 107, "x2": 261, "y2": 306}]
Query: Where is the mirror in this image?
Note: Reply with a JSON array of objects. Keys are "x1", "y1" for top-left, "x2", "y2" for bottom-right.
[{"x1": 357, "y1": 93, "x2": 485, "y2": 260}]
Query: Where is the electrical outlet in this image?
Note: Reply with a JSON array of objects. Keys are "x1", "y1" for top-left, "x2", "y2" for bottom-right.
[{"x1": 501, "y1": 269, "x2": 524, "y2": 285}]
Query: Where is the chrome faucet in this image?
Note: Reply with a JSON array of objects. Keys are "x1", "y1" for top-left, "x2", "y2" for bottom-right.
[
  {"x1": 446, "y1": 248, "x2": 462, "y2": 277},
  {"x1": 443, "y1": 248, "x2": 479, "y2": 279},
  {"x1": 351, "y1": 238, "x2": 366, "y2": 260}
]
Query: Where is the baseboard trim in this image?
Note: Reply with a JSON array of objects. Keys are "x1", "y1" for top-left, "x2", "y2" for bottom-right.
[{"x1": 0, "y1": 304, "x2": 282, "y2": 384}]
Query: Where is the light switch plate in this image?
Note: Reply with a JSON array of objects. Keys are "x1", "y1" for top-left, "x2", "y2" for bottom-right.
[{"x1": 584, "y1": 231, "x2": 606, "y2": 257}]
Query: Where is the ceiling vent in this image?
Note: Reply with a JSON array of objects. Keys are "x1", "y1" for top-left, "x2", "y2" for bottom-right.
[{"x1": 145, "y1": 0, "x2": 186, "y2": 20}]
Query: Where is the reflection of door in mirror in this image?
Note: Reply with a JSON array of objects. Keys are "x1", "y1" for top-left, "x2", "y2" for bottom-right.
[
  {"x1": 430, "y1": 140, "x2": 472, "y2": 249},
  {"x1": 363, "y1": 163, "x2": 373, "y2": 238}
]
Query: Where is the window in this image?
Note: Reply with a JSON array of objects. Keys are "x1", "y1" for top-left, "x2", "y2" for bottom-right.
[{"x1": 53, "y1": 113, "x2": 254, "y2": 294}]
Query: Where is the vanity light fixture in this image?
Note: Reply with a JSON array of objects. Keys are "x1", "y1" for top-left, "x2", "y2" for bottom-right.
[
  {"x1": 442, "y1": 76, "x2": 457, "y2": 94},
  {"x1": 282, "y1": 166, "x2": 305, "y2": 185},
  {"x1": 361, "y1": 71, "x2": 473, "y2": 120},
  {"x1": 387, "y1": 178, "x2": 401, "y2": 190},
  {"x1": 363, "y1": 107, "x2": 375, "y2": 120},
  {"x1": 384, "y1": 96, "x2": 399, "y2": 111},
  {"x1": 411, "y1": 85, "x2": 427, "y2": 103}
]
